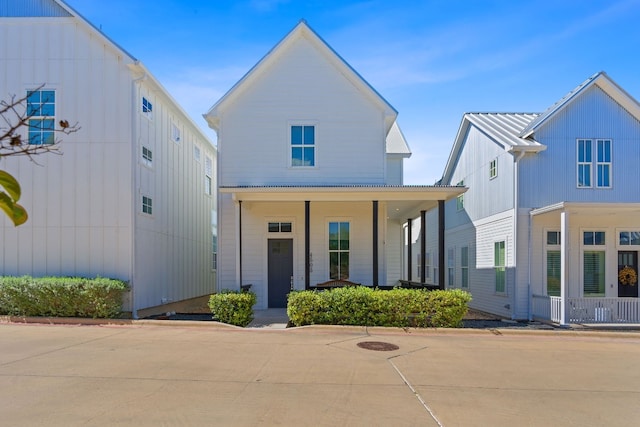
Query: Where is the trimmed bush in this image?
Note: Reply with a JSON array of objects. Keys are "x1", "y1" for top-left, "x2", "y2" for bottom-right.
[
  {"x1": 287, "y1": 287, "x2": 471, "y2": 328},
  {"x1": 0, "y1": 276, "x2": 128, "y2": 318},
  {"x1": 209, "y1": 290, "x2": 257, "y2": 327}
]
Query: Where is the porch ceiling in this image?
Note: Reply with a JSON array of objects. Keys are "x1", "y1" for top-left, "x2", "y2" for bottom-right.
[{"x1": 219, "y1": 185, "x2": 465, "y2": 220}]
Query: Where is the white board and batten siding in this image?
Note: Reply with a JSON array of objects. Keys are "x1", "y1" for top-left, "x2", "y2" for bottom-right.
[
  {"x1": 519, "y1": 84, "x2": 640, "y2": 208},
  {"x1": 0, "y1": 14, "x2": 133, "y2": 281},
  {"x1": 218, "y1": 35, "x2": 387, "y2": 187},
  {"x1": 0, "y1": 3, "x2": 217, "y2": 314}
]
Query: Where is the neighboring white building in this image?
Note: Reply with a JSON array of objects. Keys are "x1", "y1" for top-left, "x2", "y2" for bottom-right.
[
  {"x1": 0, "y1": 0, "x2": 217, "y2": 316},
  {"x1": 204, "y1": 21, "x2": 463, "y2": 308},
  {"x1": 435, "y1": 72, "x2": 640, "y2": 325}
]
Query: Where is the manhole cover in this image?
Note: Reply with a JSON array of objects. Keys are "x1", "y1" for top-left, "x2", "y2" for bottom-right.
[{"x1": 357, "y1": 341, "x2": 399, "y2": 351}]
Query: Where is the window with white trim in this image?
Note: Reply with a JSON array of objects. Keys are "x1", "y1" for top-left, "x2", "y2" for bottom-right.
[
  {"x1": 291, "y1": 125, "x2": 315, "y2": 167},
  {"x1": 204, "y1": 156, "x2": 213, "y2": 195},
  {"x1": 142, "y1": 97, "x2": 153, "y2": 120},
  {"x1": 142, "y1": 196, "x2": 152, "y2": 215},
  {"x1": 461, "y1": 246, "x2": 469, "y2": 289},
  {"x1": 194, "y1": 145, "x2": 201, "y2": 162},
  {"x1": 619, "y1": 231, "x2": 640, "y2": 246},
  {"x1": 212, "y1": 210, "x2": 217, "y2": 270},
  {"x1": 425, "y1": 252, "x2": 431, "y2": 279},
  {"x1": 142, "y1": 146, "x2": 153, "y2": 167},
  {"x1": 329, "y1": 222, "x2": 349, "y2": 279},
  {"x1": 27, "y1": 89, "x2": 55, "y2": 145},
  {"x1": 546, "y1": 231, "x2": 561, "y2": 297},
  {"x1": 417, "y1": 253, "x2": 422, "y2": 279},
  {"x1": 489, "y1": 158, "x2": 498, "y2": 179},
  {"x1": 577, "y1": 139, "x2": 612, "y2": 188},
  {"x1": 456, "y1": 180, "x2": 464, "y2": 211},
  {"x1": 447, "y1": 248, "x2": 455, "y2": 287},
  {"x1": 268, "y1": 222, "x2": 292, "y2": 232},
  {"x1": 583, "y1": 231, "x2": 605, "y2": 296},
  {"x1": 494, "y1": 241, "x2": 506, "y2": 293},
  {"x1": 171, "y1": 122, "x2": 181, "y2": 143}
]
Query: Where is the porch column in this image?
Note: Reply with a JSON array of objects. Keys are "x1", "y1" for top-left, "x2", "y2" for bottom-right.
[
  {"x1": 305, "y1": 201, "x2": 310, "y2": 290},
  {"x1": 407, "y1": 218, "x2": 413, "y2": 281},
  {"x1": 438, "y1": 200, "x2": 445, "y2": 290},
  {"x1": 372, "y1": 201, "x2": 379, "y2": 287},
  {"x1": 560, "y1": 210, "x2": 569, "y2": 326},
  {"x1": 420, "y1": 210, "x2": 426, "y2": 284}
]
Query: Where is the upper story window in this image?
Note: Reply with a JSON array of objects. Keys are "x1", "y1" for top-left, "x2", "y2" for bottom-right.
[
  {"x1": 142, "y1": 97, "x2": 153, "y2": 120},
  {"x1": 456, "y1": 180, "x2": 464, "y2": 211},
  {"x1": 142, "y1": 195, "x2": 153, "y2": 215},
  {"x1": 291, "y1": 125, "x2": 315, "y2": 167},
  {"x1": 142, "y1": 146, "x2": 153, "y2": 167},
  {"x1": 204, "y1": 156, "x2": 213, "y2": 195},
  {"x1": 171, "y1": 122, "x2": 181, "y2": 143},
  {"x1": 577, "y1": 139, "x2": 611, "y2": 188},
  {"x1": 27, "y1": 89, "x2": 55, "y2": 145},
  {"x1": 194, "y1": 145, "x2": 201, "y2": 162},
  {"x1": 489, "y1": 158, "x2": 498, "y2": 179}
]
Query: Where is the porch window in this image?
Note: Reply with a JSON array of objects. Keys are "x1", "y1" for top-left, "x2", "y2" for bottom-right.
[
  {"x1": 546, "y1": 251, "x2": 561, "y2": 296},
  {"x1": 583, "y1": 231, "x2": 605, "y2": 246},
  {"x1": 268, "y1": 222, "x2": 292, "y2": 232},
  {"x1": 461, "y1": 246, "x2": 469, "y2": 288},
  {"x1": 583, "y1": 251, "x2": 605, "y2": 296},
  {"x1": 329, "y1": 222, "x2": 349, "y2": 279},
  {"x1": 291, "y1": 125, "x2": 315, "y2": 167},
  {"x1": 494, "y1": 241, "x2": 506, "y2": 293},
  {"x1": 619, "y1": 231, "x2": 640, "y2": 246},
  {"x1": 417, "y1": 253, "x2": 421, "y2": 279}
]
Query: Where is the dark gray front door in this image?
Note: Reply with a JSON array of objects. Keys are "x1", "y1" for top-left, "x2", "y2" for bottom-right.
[
  {"x1": 268, "y1": 239, "x2": 293, "y2": 308},
  {"x1": 618, "y1": 251, "x2": 638, "y2": 298}
]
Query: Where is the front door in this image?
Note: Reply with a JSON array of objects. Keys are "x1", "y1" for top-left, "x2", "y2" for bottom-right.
[
  {"x1": 268, "y1": 239, "x2": 293, "y2": 308},
  {"x1": 618, "y1": 251, "x2": 638, "y2": 298}
]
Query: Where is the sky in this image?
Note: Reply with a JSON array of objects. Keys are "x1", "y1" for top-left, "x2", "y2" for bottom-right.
[{"x1": 68, "y1": 0, "x2": 640, "y2": 184}]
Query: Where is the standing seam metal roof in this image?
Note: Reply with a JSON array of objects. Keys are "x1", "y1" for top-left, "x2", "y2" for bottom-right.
[{"x1": 465, "y1": 113, "x2": 541, "y2": 149}]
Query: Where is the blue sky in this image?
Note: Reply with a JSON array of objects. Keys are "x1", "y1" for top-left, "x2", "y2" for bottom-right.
[{"x1": 69, "y1": 0, "x2": 640, "y2": 184}]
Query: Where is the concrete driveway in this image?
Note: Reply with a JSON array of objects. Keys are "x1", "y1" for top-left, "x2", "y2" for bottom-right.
[{"x1": 0, "y1": 321, "x2": 638, "y2": 426}]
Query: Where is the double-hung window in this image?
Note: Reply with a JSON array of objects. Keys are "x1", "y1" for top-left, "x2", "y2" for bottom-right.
[
  {"x1": 205, "y1": 156, "x2": 213, "y2": 195},
  {"x1": 142, "y1": 196, "x2": 153, "y2": 215},
  {"x1": 447, "y1": 248, "x2": 455, "y2": 287},
  {"x1": 577, "y1": 139, "x2": 612, "y2": 188},
  {"x1": 329, "y1": 222, "x2": 349, "y2": 279},
  {"x1": 291, "y1": 125, "x2": 315, "y2": 167},
  {"x1": 461, "y1": 246, "x2": 469, "y2": 288},
  {"x1": 489, "y1": 158, "x2": 498, "y2": 179},
  {"x1": 27, "y1": 90, "x2": 55, "y2": 145},
  {"x1": 142, "y1": 146, "x2": 153, "y2": 167},
  {"x1": 142, "y1": 97, "x2": 153, "y2": 120},
  {"x1": 494, "y1": 241, "x2": 506, "y2": 293}
]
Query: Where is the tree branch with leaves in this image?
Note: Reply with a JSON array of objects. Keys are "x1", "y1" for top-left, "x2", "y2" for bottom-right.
[{"x1": 0, "y1": 87, "x2": 79, "y2": 226}]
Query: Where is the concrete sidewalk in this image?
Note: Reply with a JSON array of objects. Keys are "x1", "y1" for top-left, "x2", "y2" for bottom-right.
[{"x1": 0, "y1": 323, "x2": 638, "y2": 426}]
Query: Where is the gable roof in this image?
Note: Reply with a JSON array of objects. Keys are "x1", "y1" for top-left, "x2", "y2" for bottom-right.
[
  {"x1": 441, "y1": 113, "x2": 542, "y2": 184},
  {"x1": 1, "y1": 0, "x2": 137, "y2": 62},
  {"x1": 386, "y1": 122, "x2": 411, "y2": 157},
  {"x1": 204, "y1": 20, "x2": 398, "y2": 133},
  {"x1": 519, "y1": 71, "x2": 640, "y2": 138}
]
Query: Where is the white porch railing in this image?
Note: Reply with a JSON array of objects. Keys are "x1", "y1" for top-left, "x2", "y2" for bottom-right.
[{"x1": 532, "y1": 294, "x2": 640, "y2": 324}]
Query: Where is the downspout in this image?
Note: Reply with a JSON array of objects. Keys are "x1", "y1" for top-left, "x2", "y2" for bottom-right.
[
  {"x1": 130, "y1": 68, "x2": 147, "y2": 319},
  {"x1": 512, "y1": 150, "x2": 526, "y2": 319}
]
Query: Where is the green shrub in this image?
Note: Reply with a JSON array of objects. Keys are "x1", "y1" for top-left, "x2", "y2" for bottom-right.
[
  {"x1": 209, "y1": 290, "x2": 257, "y2": 327},
  {"x1": 0, "y1": 276, "x2": 128, "y2": 318},
  {"x1": 287, "y1": 286, "x2": 471, "y2": 328}
]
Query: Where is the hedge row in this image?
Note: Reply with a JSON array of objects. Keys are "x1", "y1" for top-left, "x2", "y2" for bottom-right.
[
  {"x1": 0, "y1": 276, "x2": 128, "y2": 318},
  {"x1": 209, "y1": 290, "x2": 257, "y2": 327},
  {"x1": 287, "y1": 287, "x2": 471, "y2": 328}
]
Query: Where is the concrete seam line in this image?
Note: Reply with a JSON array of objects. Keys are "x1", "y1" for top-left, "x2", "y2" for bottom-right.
[{"x1": 388, "y1": 358, "x2": 444, "y2": 427}]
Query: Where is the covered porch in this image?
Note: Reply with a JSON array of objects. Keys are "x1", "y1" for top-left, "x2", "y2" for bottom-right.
[
  {"x1": 529, "y1": 202, "x2": 640, "y2": 325},
  {"x1": 218, "y1": 185, "x2": 464, "y2": 308}
]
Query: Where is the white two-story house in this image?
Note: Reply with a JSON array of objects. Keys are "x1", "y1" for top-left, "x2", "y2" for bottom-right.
[
  {"x1": 0, "y1": 0, "x2": 217, "y2": 317},
  {"x1": 437, "y1": 71, "x2": 640, "y2": 324},
  {"x1": 205, "y1": 21, "x2": 463, "y2": 308}
]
